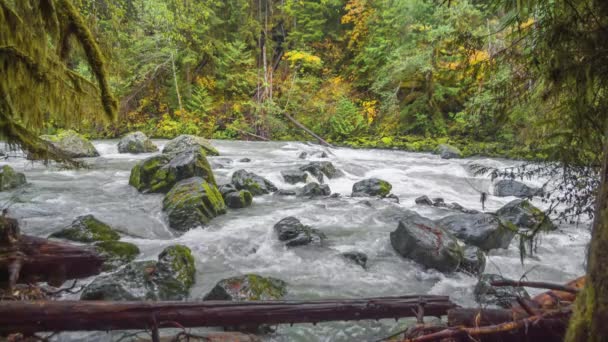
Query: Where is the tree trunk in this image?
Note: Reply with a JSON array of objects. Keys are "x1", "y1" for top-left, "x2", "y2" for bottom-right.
[{"x1": 566, "y1": 137, "x2": 608, "y2": 341}]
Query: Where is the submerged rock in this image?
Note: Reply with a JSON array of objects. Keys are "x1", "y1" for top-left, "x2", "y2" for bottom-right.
[
  {"x1": 0, "y1": 165, "x2": 26, "y2": 191},
  {"x1": 342, "y1": 251, "x2": 368, "y2": 269},
  {"x1": 298, "y1": 182, "x2": 331, "y2": 198},
  {"x1": 415, "y1": 195, "x2": 434, "y2": 206},
  {"x1": 390, "y1": 211, "x2": 463, "y2": 272},
  {"x1": 299, "y1": 161, "x2": 343, "y2": 183},
  {"x1": 224, "y1": 190, "x2": 253, "y2": 209},
  {"x1": 435, "y1": 144, "x2": 462, "y2": 159},
  {"x1": 474, "y1": 274, "x2": 530, "y2": 308},
  {"x1": 458, "y1": 246, "x2": 486, "y2": 276},
  {"x1": 129, "y1": 147, "x2": 216, "y2": 193},
  {"x1": 281, "y1": 170, "x2": 308, "y2": 184},
  {"x1": 162, "y1": 134, "x2": 219, "y2": 156},
  {"x1": 239, "y1": 158, "x2": 252, "y2": 163},
  {"x1": 40, "y1": 130, "x2": 99, "y2": 158},
  {"x1": 493, "y1": 179, "x2": 542, "y2": 198},
  {"x1": 204, "y1": 274, "x2": 287, "y2": 301},
  {"x1": 352, "y1": 178, "x2": 392, "y2": 198},
  {"x1": 162, "y1": 177, "x2": 226, "y2": 232},
  {"x1": 416, "y1": 196, "x2": 479, "y2": 214},
  {"x1": 50, "y1": 215, "x2": 120, "y2": 243},
  {"x1": 94, "y1": 240, "x2": 140, "y2": 271},
  {"x1": 117, "y1": 131, "x2": 158, "y2": 154},
  {"x1": 298, "y1": 152, "x2": 308, "y2": 159},
  {"x1": 496, "y1": 199, "x2": 555, "y2": 231},
  {"x1": 273, "y1": 217, "x2": 325, "y2": 247},
  {"x1": 231, "y1": 169, "x2": 278, "y2": 196},
  {"x1": 437, "y1": 213, "x2": 515, "y2": 251},
  {"x1": 274, "y1": 189, "x2": 297, "y2": 197},
  {"x1": 81, "y1": 245, "x2": 196, "y2": 301}
]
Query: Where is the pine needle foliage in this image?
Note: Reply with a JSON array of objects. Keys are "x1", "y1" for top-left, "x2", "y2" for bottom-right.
[{"x1": 0, "y1": 0, "x2": 116, "y2": 162}]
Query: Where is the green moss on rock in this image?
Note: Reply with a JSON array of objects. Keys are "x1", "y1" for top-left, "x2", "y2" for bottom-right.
[
  {"x1": 50, "y1": 215, "x2": 120, "y2": 243},
  {"x1": 94, "y1": 240, "x2": 140, "y2": 271},
  {"x1": 204, "y1": 274, "x2": 287, "y2": 301},
  {"x1": 0, "y1": 165, "x2": 26, "y2": 191},
  {"x1": 162, "y1": 135, "x2": 219, "y2": 156},
  {"x1": 40, "y1": 130, "x2": 99, "y2": 158}
]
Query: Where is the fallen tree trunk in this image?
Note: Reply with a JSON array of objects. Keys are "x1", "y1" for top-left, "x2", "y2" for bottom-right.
[
  {"x1": 0, "y1": 295, "x2": 456, "y2": 334},
  {"x1": 283, "y1": 112, "x2": 333, "y2": 147}
]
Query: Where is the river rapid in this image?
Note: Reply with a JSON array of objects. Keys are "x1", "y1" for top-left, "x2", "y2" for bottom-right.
[{"x1": 0, "y1": 140, "x2": 589, "y2": 341}]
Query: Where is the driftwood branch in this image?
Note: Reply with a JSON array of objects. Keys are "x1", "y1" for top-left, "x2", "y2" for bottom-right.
[
  {"x1": 283, "y1": 112, "x2": 333, "y2": 147},
  {"x1": 491, "y1": 278, "x2": 580, "y2": 294}
]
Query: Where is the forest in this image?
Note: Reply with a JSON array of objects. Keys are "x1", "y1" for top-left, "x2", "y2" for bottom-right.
[{"x1": 1, "y1": 0, "x2": 607, "y2": 341}]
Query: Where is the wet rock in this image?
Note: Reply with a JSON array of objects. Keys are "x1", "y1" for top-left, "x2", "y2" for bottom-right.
[
  {"x1": 298, "y1": 182, "x2": 331, "y2": 198},
  {"x1": 496, "y1": 199, "x2": 555, "y2": 231},
  {"x1": 435, "y1": 144, "x2": 462, "y2": 159},
  {"x1": 50, "y1": 215, "x2": 120, "y2": 243},
  {"x1": 224, "y1": 190, "x2": 253, "y2": 209},
  {"x1": 437, "y1": 213, "x2": 515, "y2": 251},
  {"x1": 273, "y1": 217, "x2": 325, "y2": 247},
  {"x1": 493, "y1": 179, "x2": 542, "y2": 198},
  {"x1": 129, "y1": 147, "x2": 216, "y2": 193},
  {"x1": 219, "y1": 183, "x2": 238, "y2": 197},
  {"x1": 40, "y1": 130, "x2": 99, "y2": 158},
  {"x1": 0, "y1": 165, "x2": 26, "y2": 191},
  {"x1": 117, "y1": 131, "x2": 158, "y2": 153},
  {"x1": 162, "y1": 134, "x2": 219, "y2": 156},
  {"x1": 319, "y1": 151, "x2": 329, "y2": 158},
  {"x1": 390, "y1": 210, "x2": 463, "y2": 272},
  {"x1": 329, "y1": 193, "x2": 341, "y2": 198},
  {"x1": 474, "y1": 274, "x2": 530, "y2": 308},
  {"x1": 415, "y1": 195, "x2": 433, "y2": 206},
  {"x1": 239, "y1": 158, "x2": 251, "y2": 162},
  {"x1": 274, "y1": 189, "x2": 297, "y2": 196},
  {"x1": 94, "y1": 240, "x2": 140, "y2": 271},
  {"x1": 298, "y1": 152, "x2": 308, "y2": 159},
  {"x1": 416, "y1": 196, "x2": 480, "y2": 214},
  {"x1": 281, "y1": 170, "x2": 308, "y2": 184},
  {"x1": 81, "y1": 245, "x2": 196, "y2": 301},
  {"x1": 299, "y1": 161, "x2": 343, "y2": 183},
  {"x1": 458, "y1": 246, "x2": 486, "y2": 276},
  {"x1": 231, "y1": 169, "x2": 278, "y2": 196},
  {"x1": 342, "y1": 251, "x2": 368, "y2": 269},
  {"x1": 162, "y1": 177, "x2": 226, "y2": 232},
  {"x1": 352, "y1": 178, "x2": 392, "y2": 197},
  {"x1": 386, "y1": 194, "x2": 400, "y2": 203},
  {"x1": 204, "y1": 274, "x2": 287, "y2": 301}
]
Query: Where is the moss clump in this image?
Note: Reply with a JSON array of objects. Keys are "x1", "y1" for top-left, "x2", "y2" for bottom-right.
[
  {"x1": 156, "y1": 245, "x2": 196, "y2": 298},
  {"x1": 94, "y1": 240, "x2": 140, "y2": 271},
  {"x1": 0, "y1": 165, "x2": 26, "y2": 191},
  {"x1": 40, "y1": 130, "x2": 100, "y2": 158},
  {"x1": 378, "y1": 180, "x2": 392, "y2": 197},
  {"x1": 50, "y1": 215, "x2": 120, "y2": 243},
  {"x1": 204, "y1": 274, "x2": 287, "y2": 301}
]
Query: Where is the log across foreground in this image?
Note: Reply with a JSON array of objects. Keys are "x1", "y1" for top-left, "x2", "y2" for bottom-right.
[{"x1": 0, "y1": 295, "x2": 456, "y2": 334}]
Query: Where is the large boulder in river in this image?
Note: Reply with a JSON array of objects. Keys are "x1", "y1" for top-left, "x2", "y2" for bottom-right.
[
  {"x1": 231, "y1": 169, "x2": 278, "y2": 196},
  {"x1": 81, "y1": 245, "x2": 196, "y2": 301},
  {"x1": 493, "y1": 179, "x2": 542, "y2": 198},
  {"x1": 496, "y1": 199, "x2": 555, "y2": 231},
  {"x1": 50, "y1": 215, "x2": 120, "y2": 243},
  {"x1": 437, "y1": 213, "x2": 515, "y2": 251},
  {"x1": 298, "y1": 182, "x2": 331, "y2": 198},
  {"x1": 162, "y1": 177, "x2": 226, "y2": 232},
  {"x1": 94, "y1": 240, "x2": 140, "y2": 271},
  {"x1": 162, "y1": 134, "x2": 219, "y2": 156},
  {"x1": 352, "y1": 178, "x2": 392, "y2": 198},
  {"x1": 0, "y1": 165, "x2": 26, "y2": 191},
  {"x1": 298, "y1": 161, "x2": 343, "y2": 183},
  {"x1": 281, "y1": 170, "x2": 308, "y2": 184},
  {"x1": 274, "y1": 217, "x2": 325, "y2": 247},
  {"x1": 390, "y1": 211, "x2": 463, "y2": 272},
  {"x1": 219, "y1": 184, "x2": 253, "y2": 209},
  {"x1": 435, "y1": 144, "x2": 462, "y2": 159},
  {"x1": 474, "y1": 274, "x2": 530, "y2": 308},
  {"x1": 40, "y1": 130, "x2": 99, "y2": 158},
  {"x1": 117, "y1": 131, "x2": 158, "y2": 154},
  {"x1": 129, "y1": 146, "x2": 216, "y2": 193},
  {"x1": 204, "y1": 274, "x2": 287, "y2": 301}
]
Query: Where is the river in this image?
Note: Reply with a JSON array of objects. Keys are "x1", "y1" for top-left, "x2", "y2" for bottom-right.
[{"x1": 0, "y1": 140, "x2": 589, "y2": 341}]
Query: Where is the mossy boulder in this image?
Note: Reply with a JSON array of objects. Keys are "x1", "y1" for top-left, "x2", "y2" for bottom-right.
[
  {"x1": 162, "y1": 177, "x2": 226, "y2": 232},
  {"x1": 437, "y1": 213, "x2": 516, "y2": 251},
  {"x1": 474, "y1": 274, "x2": 530, "y2": 308},
  {"x1": 204, "y1": 274, "x2": 287, "y2": 301},
  {"x1": 352, "y1": 178, "x2": 392, "y2": 198},
  {"x1": 231, "y1": 169, "x2": 278, "y2": 196},
  {"x1": 94, "y1": 240, "x2": 140, "y2": 271},
  {"x1": 49, "y1": 215, "x2": 120, "y2": 243},
  {"x1": 0, "y1": 165, "x2": 26, "y2": 191},
  {"x1": 81, "y1": 245, "x2": 196, "y2": 301},
  {"x1": 273, "y1": 217, "x2": 325, "y2": 247},
  {"x1": 40, "y1": 130, "x2": 99, "y2": 158},
  {"x1": 129, "y1": 147, "x2": 216, "y2": 193},
  {"x1": 117, "y1": 131, "x2": 158, "y2": 154},
  {"x1": 297, "y1": 182, "x2": 331, "y2": 197},
  {"x1": 435, "y1": 144, "x2": 462, "y2": 159},
  {"x1": 496, "y1": 199, "x2": 556, "y2": 231},
  {"x1": 298, "y1": 161, "x2": 343, "y2": 183},
  {"x1": 162, "y1": 134, "x2": 219, "y2": 156}
]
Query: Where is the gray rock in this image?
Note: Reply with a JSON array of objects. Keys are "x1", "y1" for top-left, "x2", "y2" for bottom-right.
[
  {"x1": 416, "y1": 196, "x2": 480, "y2": 214},
  {"x1": 493, "y1": 179, "x2": 542, "y2": 198},
  {"x1": 117, "y1": 131, "x2": 158, "y2": 153},
  {"x1": 386, "y1": 194, "x2": 400, "y2": 203},
  {"x1": 435, "y1": 144, "x2": 462, "y2": 159},
  {"x1": 224, "y1": 190, "x2": 253, "y2": 209},
  {"x1": 0, "y1": 165, "x2": 26, "y2": 191},
  {"x1": 162, "y1": 177, "x2": 226, "y2": 232},
  {"x1": 437, "y1": 213, "x2": 515, "y2": 251},
  {"x1": 204, "y1": 274, "x2": 287, "y2": 301},
  {"x1": 274, "y1": 189, "x2": 297, "y2": 196},
  {"x1": 40, "y1": 130, "x2": 99, "y2": 158},
  {"x1": 299, "y1": 161, "x2": 343, "y2": 183},
  {"x1": 319, "y1": 151, "x2": 329, "y2": 158},
  {"x1": 298, "y1": 152, "x2": 308, "y2": 159},
  {"x1": 162, "y1": 134, "x2": 219, "y2": 156},
  {"x1": 352, "y1": 178, "x2": 392, "y2": 197},
  {"x1": 458, "y1": 246, "x2": 486, "y2": 275},
  {"x1": 474, "y1": 274, "x2": 530, "y2": 308},
  {"x1": 342, "y1": 251, "x2": 368, "y2": 269},
  {"x1": 239, "y1": 158, "x2": 251, "y2": 162},
  {"x1": 231, "y1": 169, "x2": 278, "y2": 196},
  {"x1": 273, "y1": 217, "x2": 325, "y2": 247},
  {"x1": 496, "y1": 199, "x2": 555, "y2": 231},
  {"x1": 281, "y1": 170, "x2": 308, "y2": 184},
  {"x1": 415, "y1": 195, "x2": 433, "y2": 206},
  {"x1": 298, "y1": 182, "x2": 331, "y2": 197},
  {"x1": 390, "y1": 210, "x2": 463, "y2": 272}
]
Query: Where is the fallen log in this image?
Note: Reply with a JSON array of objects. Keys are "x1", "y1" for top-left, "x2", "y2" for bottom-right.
[
  {"x1": 283, "y1": 112, "x2": 333, "y2": 147},
  {"x1": 0, "y1": 295, "x2": 456, "y2": 334}
]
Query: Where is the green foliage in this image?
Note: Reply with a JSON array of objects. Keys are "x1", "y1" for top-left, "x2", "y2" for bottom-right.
[{"x1": 328, "y1": 98, "x2": 366, "y2": 139}]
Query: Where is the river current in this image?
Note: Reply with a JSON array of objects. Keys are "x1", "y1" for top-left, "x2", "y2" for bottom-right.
[{"x1": 0, "y1": 140, "x2": 589, "y2": 341}]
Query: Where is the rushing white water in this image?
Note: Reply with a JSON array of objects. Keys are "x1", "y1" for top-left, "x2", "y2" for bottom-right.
[{"x1": 0, "y1": 140, "x2": 590, "y2": 341}]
